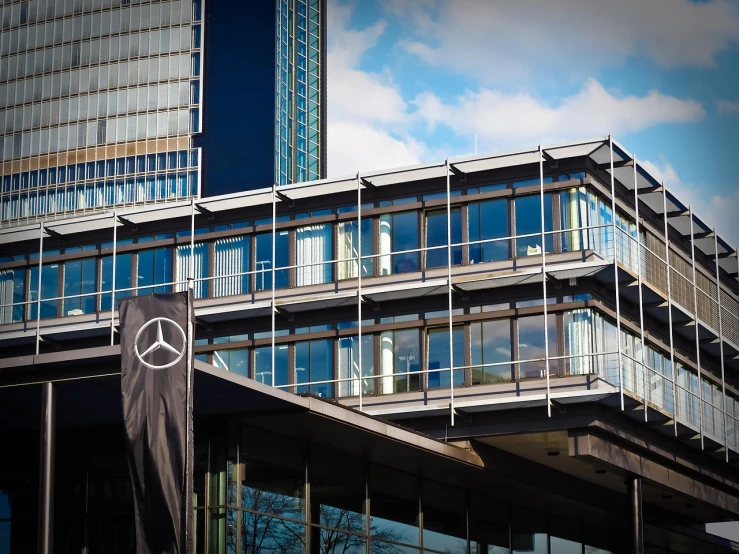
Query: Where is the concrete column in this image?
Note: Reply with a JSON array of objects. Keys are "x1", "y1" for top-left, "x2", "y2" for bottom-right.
[
  {"x1": 38, "y1": 381, "x2": 56, "y2": 554},
  {"x1": 627, "y1": 475, "x2": 644, "y2": 554}
]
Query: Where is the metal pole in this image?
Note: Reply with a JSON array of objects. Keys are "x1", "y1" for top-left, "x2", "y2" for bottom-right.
[
  {"x1": 714, "y1": 231, "x2": 728, "y2": 462},
  {"x1": 190, "y1": 197, "x2": 196, "y2": 285},
  {"x1": 35, "y1": 223, "x2": 44, "y2": 355},
  {"x1": 185, "y1": 280, "x2": 194, "y2": 554},
  {"x1": 38, "y1": 381, "x2": 56, "y2": 554},
  {"x1": 110, "y1": 210, "x2": 117, "y2": 345},
  {"x1": 688, "y1": 208, "x2": 704, "y2": 449},
  {"x1": 539, "y1": 145, "x2": 551, "y2": 418},
  {"x1": 446, "y1": 159, "x2": 455, "y2": 426},
  {"x1": 609, "y1": 135, "x2": 624, "y2": 410},
  {"x1": 628, "y1": 475, "x2": 644, "y2": 554},
  {"x1": 271, "y1": 184, "x2": 276, "y2": 388},
  {"x1": 357, "y1": 172, "x2": 363, "y2": 411},
  {"x1": 633, "y1": 157, "x2": 647, "y2": 421},
  {"x1": 662, "y1": 185, "x2": 678, "y2": 436}
]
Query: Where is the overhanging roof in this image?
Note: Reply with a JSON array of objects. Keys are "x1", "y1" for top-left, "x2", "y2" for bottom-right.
[{"x1": 1, "y1": 136, "x2": 734, "y2": 288}]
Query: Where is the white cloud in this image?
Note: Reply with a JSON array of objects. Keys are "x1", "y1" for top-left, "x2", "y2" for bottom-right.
[
  {"x1": 413, "y1": 78, "x2": 705, "y2": 149},
  {"x1": 641, "y1": 158, "x2": 739, "y2": 245},
  {"x1": 388, "y1": 0, "x2": 739, "y2": 81},
  {"x1": 327, "y1": 0, "x2": 424, "y2": 176},
  {"x1": 717, "y1": 100, "x2": 739, "y2": 114},
  {"x1": 327, "y1": 121, "x2": 425, "y2": 176}
]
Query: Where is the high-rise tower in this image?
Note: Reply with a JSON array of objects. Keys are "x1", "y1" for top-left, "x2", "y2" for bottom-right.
[{"x1": 0, "y1": 0, "x2": 326, "y2": 225}]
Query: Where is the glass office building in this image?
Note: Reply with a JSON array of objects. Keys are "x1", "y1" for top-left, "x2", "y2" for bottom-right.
[
  {"x1": 0, "y1": 0, "x2": 326, "y2": 225},
  {"x1": 1, "y1": 138, "x2": 737, "y2": 553}
]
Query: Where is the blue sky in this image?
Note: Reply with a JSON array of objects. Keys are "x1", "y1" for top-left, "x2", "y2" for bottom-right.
[{"x1": 326, "y1": 0, "x2": 739, "y2": 245}]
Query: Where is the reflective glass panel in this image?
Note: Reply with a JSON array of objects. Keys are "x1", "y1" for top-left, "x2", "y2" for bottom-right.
[
  {"x1": 470, "y1": 320, "x2": 512, "y2": 384},
  {"x1": 426, "y1": 327, "x2": 464, "y2": 388},
  {"x1": 425, "y1": 208, "x2": 462, "y2": 268},
  {"x1": 379, "y1": 329, "x2": 420, "y2": 394},
  {"x1": 255, "y1": 231, "x2": 289, "y2": 290},
  {"x1": 254, "y1": 345, "x2": 289, "y2": 388},
  {"x1": 295, "y1": 339, "x2": 333, "y2": 398},
  {"x1": 514, "y1": 194, "x2": 552, "y2": 257},
  {"x1": 469, "y1": 199, "x2": 509, "y2": 263},
  {"x1": 517, "y1": 314, "x2": 556, "y2": 380}
]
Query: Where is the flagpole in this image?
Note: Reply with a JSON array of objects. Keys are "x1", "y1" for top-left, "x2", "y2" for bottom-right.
[{"x1": 185, "y1": 279, "x2": 194, "y2": 554}]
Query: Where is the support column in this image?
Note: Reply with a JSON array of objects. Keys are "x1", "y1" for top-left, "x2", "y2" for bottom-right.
[
  {"x1": 627, "y1": 476, "x2": 644, "y2": 554},
  {"x1": 38, "y1": 381, "x2": 56, "y2": 554}
]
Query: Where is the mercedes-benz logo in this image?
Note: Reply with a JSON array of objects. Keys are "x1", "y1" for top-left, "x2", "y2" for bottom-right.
[{"x1": 134, "y1": 317, "x2": 187, "y2": 370}]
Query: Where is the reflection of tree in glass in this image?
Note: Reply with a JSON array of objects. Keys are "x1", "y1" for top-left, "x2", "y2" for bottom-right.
[
  {"x1": 320, "y1": 505, "x2": 408, "y2": 554},
  {"x1": 225, "y1": 486, "x2": 413, "y2": 554},
  {"x1": 225, "y1": 485, "x2": 305, "y2": 554}
]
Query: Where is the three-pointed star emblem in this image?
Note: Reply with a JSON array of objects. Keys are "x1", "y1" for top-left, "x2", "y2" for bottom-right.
[{"x1": 134, "y1": 317, "x2": 187, "y2": 370}]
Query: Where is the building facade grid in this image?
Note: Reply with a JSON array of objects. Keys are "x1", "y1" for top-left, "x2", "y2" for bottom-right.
[
  {"x1": 0, "y1": 137, "x2": 737, "y2": 466},
  {"x1": 0, "y1": 0, "x2": 203, "y2": 225}
]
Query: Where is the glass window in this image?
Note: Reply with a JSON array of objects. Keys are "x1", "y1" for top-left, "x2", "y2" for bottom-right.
[
  {"x1": 514, "y1": 194, "x2": 552, "y2": 257},
  {"x1": 254, "y1": 345, "x2": 289, "y2": 388},
  {"x1": 174, "y1": 242, "x2": 208, "y2": 299},
  {"x1": 28, "y1": 263, "x2": 59, "y2": 320},
  {"x1": 370, "y1": 466, "x2": 419, "y2": 549},
  {"x1": 310, "y1": 448, "x2": 367, "y2": 552},
  {"x1": 63, "y1": 257, "x2": 96, "y2": 316},
  {"x1": 137, "y1": 247, "x2": 172, "y2": 295},
  {"x1": 560, "y1": 187, "x2": 588, "y2": 253},
  {"x1": 469, "y1": 199, "x2": 509, "y2": 263},
  {"x1": 296, "y1": 223, "x2": 332, "y2": 286},
  {"x1": 255, "y1": 231, "x2": 289, "y2": 291},
  {"x1": 517, "y1": 314, "x2": 556, "y2": 380},
  {"x1": 425, "y1": 208, "x2": 462, "y2": 268},
  {"x1": 238, "y1": 429, "x2": 306, "y2": 544},
  {"x1": 0, "y1": 268, "x2": 26, "y2": 324},
  {"x1": 423, "y1": 481, "x2": 467, "y2": 554},
  {"x1": 427, "y1": 326, "x2": 464, "y2": 388},
  {"x1": 379, "y1": 329, "x2": 420, "y2": 394},
  {"x1": 212, "y1": 346, "x2": 248, "y2": 378},
  {"x1": 379, "y1": 211, "x2": 419, "y2": 275},
  {"x1": 338, "y1": 335, "x2": 374, "y2": 397},
  {"x1": 337, "y1": 219, "x2": 373, "y2": 279},
  {"x1": 563, "y1": 309, "x2": 596, "y2": 377},
  {"x1": 295, "y1": 338, "x2": 333, "y2": 398},
  {"x1": 471, "y1": 320, "x2": 512, "y2": 384},
  {"x1": 214, "y1": 235, "x2": 250, "y2": 297},
  {"x1": 101, "y1": 251, "x2": 131, "y2": 311}
]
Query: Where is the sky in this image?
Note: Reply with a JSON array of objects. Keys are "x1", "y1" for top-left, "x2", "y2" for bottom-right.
[{"x1": 325, "y1": 0, "x2": 739, "y2": 246}]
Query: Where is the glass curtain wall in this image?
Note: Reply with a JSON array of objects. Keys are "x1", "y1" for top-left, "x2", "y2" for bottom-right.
[
  {"x1": 203, "y1": 425, "x2": 617, "y2": 554},
  {"x1": 0, "y1": 1, "x2": 204, "y2": 222}
]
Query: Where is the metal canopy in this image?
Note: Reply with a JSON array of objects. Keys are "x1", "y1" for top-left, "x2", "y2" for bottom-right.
[
  {"x1": 361, "y1": 162, "x2": 448, "y2": 188},
  {"x1": 0, "y1": 223, "x2": 45, "y2": 243},
  {"x1": 118, "y1": 201, "x2": 193, "y2": 226},
  {"x1": 452, "y1": 150, "x2": 540, "y2": 174},
  {"x1": 195, "y1": 189, "x2": 274, "y2": 214},
  {"x1": 362, "y1": 279, "x2": 448, "y2": 302},
  {"x1": 1, "y1": 136, "x2": 735, "y2": 290},
  {"x1": 454, "y1": 271, "x2": 544, "y2": 291},
  {"x1": 276, "y1": 291, "x2": 357, "y2": 313},
  {"x1": 195, "y1": 300, "x2": 272, "y2": 323},
  {"x1": 542, "y1": 141, "x2": 602, "y2": 160},
  {"x1": 279, "y1": 176, "x2": 358, "y2": 200},
  {"x1": 45, "y1": 212, "x2": 120, "y2": 236}
]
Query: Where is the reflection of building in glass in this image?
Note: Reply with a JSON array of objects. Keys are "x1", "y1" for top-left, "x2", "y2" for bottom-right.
[
  {"x1": 0, "y1": 0, "x2": 326, "y2": 224},
  {"x1": 1, "y1": 138, "x2": 738, "y2": 553}
]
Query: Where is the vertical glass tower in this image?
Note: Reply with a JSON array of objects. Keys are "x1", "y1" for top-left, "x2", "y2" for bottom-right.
[
  {"x1": 0, "y1": 0, "x2": 204, "y2": 224},
  {"x1": 275, "y1": 0, "x2": 325, "y2": 185},
  {"x1": 0, "y1": 0, "x2": 327, "y2": 224}
]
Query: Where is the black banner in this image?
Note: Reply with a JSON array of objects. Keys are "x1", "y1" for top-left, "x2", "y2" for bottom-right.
[{"x1": 120, "y1": 292, "x2": 193, "y2": 554}]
